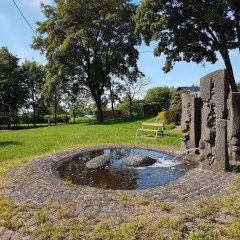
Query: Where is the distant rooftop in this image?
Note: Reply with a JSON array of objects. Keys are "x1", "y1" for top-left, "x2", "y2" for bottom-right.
[{"x1": 177, "y1": 86, "x2": 200, "y2": 92}]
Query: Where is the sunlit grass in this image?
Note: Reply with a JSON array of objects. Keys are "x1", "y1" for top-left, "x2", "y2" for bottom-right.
[{"x1": 0, "y1": 117, "x2": 181, "y2": 178}]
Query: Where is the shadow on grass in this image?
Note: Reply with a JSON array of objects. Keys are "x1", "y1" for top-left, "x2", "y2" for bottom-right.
[
  {"x1": 0, "y1": 141, "x2": 23, "y2": 147},
  {"x1": 11, "y1": 125, "x2": 48, "y2": 130},
  {"x1": 80, "y1": 117, "x2": 146, "y2": 126}
]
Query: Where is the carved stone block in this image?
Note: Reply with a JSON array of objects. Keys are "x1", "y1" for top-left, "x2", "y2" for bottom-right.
[
  {"x1": 181, "y1": 92, "x2": 202, "y2": 150},
  {"x1": 199, "y1": 70, "x2": 229, "y2": 171},
  {"x1": 229, "y1": 92, "x2": 240, "y2": 161}
]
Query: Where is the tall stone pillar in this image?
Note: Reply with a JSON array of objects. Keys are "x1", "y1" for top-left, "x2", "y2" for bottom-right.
[
  {"x1": 181, "y1": 92, "x2": 202, "y2": 150},
  {"x1": 199, "y1": 70, "x2": 230, "y2": 171},
  {"x1": 229, "y1": 92, "x2": 240, "y2": 162}
]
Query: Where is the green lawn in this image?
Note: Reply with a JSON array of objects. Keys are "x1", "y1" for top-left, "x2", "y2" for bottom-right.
[
  {"x1": 0, "y1": 117, "x2": 181, "y2": 178},
  {"x1": 0, "y1": 118, "x2": 240, "y2": 239}
]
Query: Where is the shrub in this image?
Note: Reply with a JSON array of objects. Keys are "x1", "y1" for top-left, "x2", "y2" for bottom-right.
[
  {"x1": 165, "y1": 107, "x2": 181, "y2": 125},
  {"x1": 164, "y1": 122, "x2": 176, "y2": 130},
  {"x1": 156, "y1": 111, "x2": 166, "y2": 122}
]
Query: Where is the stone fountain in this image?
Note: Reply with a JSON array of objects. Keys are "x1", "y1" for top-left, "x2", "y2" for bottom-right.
[{"x1": 181, "y1": 69, "x2": 240, "y2": 171}]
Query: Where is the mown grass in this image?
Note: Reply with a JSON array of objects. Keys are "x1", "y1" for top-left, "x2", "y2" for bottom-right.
[
  {"x1": 0, "y1": 117, "x2": 181, "y2": 178},
  {"x1": 1, "y1": 117, "x2": 240, "y2": 239}
]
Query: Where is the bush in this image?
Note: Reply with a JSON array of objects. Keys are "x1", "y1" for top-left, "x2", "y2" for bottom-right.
[
  {"x1": 165, "y1": 107, "x2": 181, "y2": 125},
  {"x1": 164, "y1": 122, "x2": 176, "y2": 130},
  {"x1": 156, "y1": 111, "x2": 166, "y2": 122}
]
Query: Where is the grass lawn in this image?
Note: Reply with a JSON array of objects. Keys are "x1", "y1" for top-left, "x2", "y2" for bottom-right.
[
  {"x1": 0, "y1": 117, "x2": 181, "y2": 178},
  {"x1": 0, "y1": 118, "x2": 240, "y2": 240}
]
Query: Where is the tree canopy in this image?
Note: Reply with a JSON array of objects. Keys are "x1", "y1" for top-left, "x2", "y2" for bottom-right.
[
  {"x1": 144, "y1": 86, "x2": 172, "y2": 106},
  {"x1": 0, "y1": 47, "x2": 27, "y2": 111},
  {"x1": 32, "y1": 0, "x2": 141, "y2": 122},
  {"x1": 21, "y1": 60, "x2": 45, "y2": 127},
  {"x1": 134, "y1": 0, "x2": 240, "y2": 91}
]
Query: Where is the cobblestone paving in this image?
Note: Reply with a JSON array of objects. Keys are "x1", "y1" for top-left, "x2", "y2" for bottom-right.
[{"x1": 2, "y1": 145, "x2": 239, "y2": 239}]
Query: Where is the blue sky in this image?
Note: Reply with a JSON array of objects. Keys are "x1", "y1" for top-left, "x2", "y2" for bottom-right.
[{"x1": 0, "y1": 0, "x2": 239, "y2": 89}]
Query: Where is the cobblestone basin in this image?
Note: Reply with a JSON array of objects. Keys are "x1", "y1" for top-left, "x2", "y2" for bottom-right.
[
  {"x1": 3, "y1": 145, "x2": 238, "y2": 210},
  {"x1": 1, "y1": 145, "x2": 239, "y2": 239}
]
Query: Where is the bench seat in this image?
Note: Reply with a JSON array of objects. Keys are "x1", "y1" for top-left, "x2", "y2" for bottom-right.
[{"x1": 136, "y1": 122, "x2": 164, "y2": 138}]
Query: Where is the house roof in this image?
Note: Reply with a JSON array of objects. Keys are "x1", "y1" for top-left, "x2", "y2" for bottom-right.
[{"x1": 177, "y1": 86, "x2": 200, "y2": 92}]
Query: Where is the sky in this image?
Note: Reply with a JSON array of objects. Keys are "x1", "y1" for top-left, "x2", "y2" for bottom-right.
[{"x1": 0, "y1": 0, "x2": 239, "y2": 89}]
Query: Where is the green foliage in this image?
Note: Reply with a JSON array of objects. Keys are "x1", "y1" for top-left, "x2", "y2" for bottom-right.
[
  {"x1": 0, "y1": 47, "x2": 28, "y2": 111},
  {"x1": 33, "y1": 0, "x2": 141, "y2": 122},
  {"x1": 156, "y1": 111, "x2": 166, "y2": 122},
  {"x1": 21, "y1": 60, "x2": 45, "y2": 126},
  {"x1": 117, "y1": 98, "x2": 144, "y2": 117},
  {"x1": 134, "y1": 0, "x2": 240, "y2": 90},
  {"x1": 144, "y1": 87, "x2": 172, "y2": 106},
  {"x1": 165, "y1": 107, "x2": 182, "y2": 125},
  {"x1": 170, "y1": 90, "x2": 182, "y2": 108},
  {"x1": 44, "y1": 114, "x2": 70, "y2": 123},
  {"x1": 164, "y1": 122, "x2": 176, "y2": 130}
]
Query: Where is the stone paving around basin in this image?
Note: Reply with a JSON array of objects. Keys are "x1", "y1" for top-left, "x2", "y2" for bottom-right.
[{"x1": 1, "y1": 145, "x2": 239, "y2": 239}]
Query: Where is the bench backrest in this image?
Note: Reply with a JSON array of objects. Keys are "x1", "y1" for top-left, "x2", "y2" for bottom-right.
[{"x1": 142, "y1": 122, "x2": 164, "y2": 128}]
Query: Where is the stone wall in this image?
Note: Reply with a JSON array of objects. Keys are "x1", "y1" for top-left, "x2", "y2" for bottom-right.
[{"x1": 181, "y1": 69, "x2": 240, "y2": 172}]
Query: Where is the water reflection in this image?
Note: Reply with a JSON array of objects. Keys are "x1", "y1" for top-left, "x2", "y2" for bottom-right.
[{"x1": 57, "y1": 148, "x2": 194, "y2": 190}]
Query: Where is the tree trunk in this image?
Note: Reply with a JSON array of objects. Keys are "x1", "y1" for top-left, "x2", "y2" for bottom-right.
[
  {"x1": 73, "y1": 110, "x2": 76, "y2": 124},
  {"x1": 129, "y1": 98, "x2": 133, "y2": 118},
  {"x1": 111, "y1": 93, "x2": 115, "y2": 118},
  {"x1": 89, "y1": 84, "x2": 104, "y2": 123},
  {"x1": 95, "y1": 96, "x2": 104, "y2": 123},
  {"x1": 32, "y1": 85, "x2": 36, "y2": 128},
  {"x1": 220, "y1": 48, "x2": 238, "y2": 92},
  {"x1": 33, "y1": 102, "x2": 36, "y2": 128},
  {"x1": 54, "y1": 90, "x2": 57, "y2": 125}
]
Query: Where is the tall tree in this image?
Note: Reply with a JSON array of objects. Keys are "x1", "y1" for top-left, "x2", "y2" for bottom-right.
[
  {"x1": 122, "y1": 74, "x2": 150, "y2": 117},
  {"x1": 106, "y1": 78, "x2": 124, "y2": 118},
  {"x1": 144, "y1": 87, "x2": 172, "y2": 106},
  {"x1": 21, "y1": 60, "x2": 45, "y2": 127},
  {"x1": 134, "y1": 0, "x2": 240, "y2": 91},
  {"x1": 0, "y1": 47, "x2": 27, "y2": 113},
  {"x1": 32, "y1": 0, "x2": 141, "y2": 122}
]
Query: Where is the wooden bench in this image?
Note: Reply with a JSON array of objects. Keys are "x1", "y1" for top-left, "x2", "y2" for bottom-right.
[{"x1": 136, "y1": 122, "x2": 164, "y2": 138}]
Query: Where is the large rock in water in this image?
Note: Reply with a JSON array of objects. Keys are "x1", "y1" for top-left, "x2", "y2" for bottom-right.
[
  {"x1": 86, "y1": 155, "x2": 111, "y2": 169},
  {"x1": 123, "y1": 155, "x2": 157, "y2": 167}
]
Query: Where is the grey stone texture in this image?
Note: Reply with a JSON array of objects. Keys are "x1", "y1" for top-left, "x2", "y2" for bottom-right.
[
  {"x1": 199, "y1": 70, "x2": 230, "y2": 171},
  {"x1": 3, "y1": 145, "x2": 237, "y2": 210},
  {"x1": 123, "y1": 155, "x2": 157, "y2": 167},
  {"x1": 200, "y1": 70, "x2": 230, "y2": 171},
  {"x1": 229, "y1": 92, "x2": 240, "y2": 161},
  {"x1": 182, "y1": 69, "x2": 240, "y2": 171},
  {"x1": 181, "y1": 92, "x2": 202, "y2": 150},
  {"x1": 86, "y1": 154, "x2": 111, "y2": 169},
  {"x1": 2, "y1": 145, "x2": 239, "y2": 239}
]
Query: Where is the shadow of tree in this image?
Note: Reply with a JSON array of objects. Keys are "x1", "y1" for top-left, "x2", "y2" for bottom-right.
[
  {"x1": 0, "y1": 141, "x2": 23, "y2": 147},
  {"x1": 82, "y1": 117, "x2": 144, "y2": 126}
]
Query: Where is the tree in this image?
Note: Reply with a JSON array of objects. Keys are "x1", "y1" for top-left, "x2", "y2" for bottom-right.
[
  {"x1": 0, "y1": 47, "x2": 27, "y2": 113},
  {"x1": 62, "y1": 81, "x2": 93, "y2": 123},
  {"x1": 32, "y1": 0, "x2": 141, "y2": 122},
  {"x1": 117, "y1": 97, "x2": 145, "y2": 117},
  {"x1": 134, "y1": 0, "x2": 240, "y2": 91},
  {"x1": 144, "y1": 87, "x2": 172, "y2": 107},
  {"x1": 106, "y1": 78, "x2": 124, "y2": 117},
  {"x1": 21, "y1": 60, "x2": 45, "y2": 127},
  {"x1": 122, "y1": 75, "x2": 150, "y2": 117}
]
